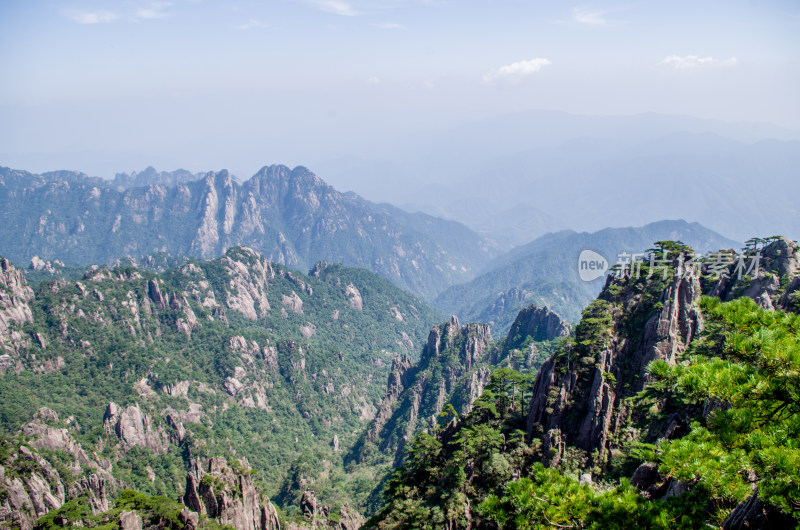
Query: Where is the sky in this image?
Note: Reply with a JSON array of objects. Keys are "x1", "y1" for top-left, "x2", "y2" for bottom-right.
[{"x1": 0, "y1": 0, "x2": 798, "y2": 180}]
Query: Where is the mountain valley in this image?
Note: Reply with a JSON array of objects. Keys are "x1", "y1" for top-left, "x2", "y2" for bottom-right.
[{"x1": 0, "y1": 164, "x2": 798, "y2": 529}]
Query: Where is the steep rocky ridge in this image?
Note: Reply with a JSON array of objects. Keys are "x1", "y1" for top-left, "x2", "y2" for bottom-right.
[
  {"x1": 366, "y1": 236, "x2": 800, "y2": 530},
  {"x1": 705, "y1": 236, "x2": 800, "y2": 312},
  {"x1": 183, "y1": 457, "x2": 281, "y2": 530},
  {"x1": 525, "y1": 237, "x2": 800, "y2": 471},
  {"x1": 1, "y1": 408, "x2": 113, "y2": 530},
  {"x1": 0, "y1": 165, "x2": 498, "y2": 299},
  {"x1": 355, "y1": 304, "x2": 571, "y2": 467},
  {"x1": 526, "y1": 254, "x2": 702, "y2": 469},
  {"x1": 354, "y1": 316, "x2": 494, "y2": 465},
  {"x1": 113, "y1": 166, "x2": 206, "y2": 190},
  {"x1": 0, "y1": 257, "x2": 35, "y2": 356},
  {"x1": 504, "y1": 305, "x2": 571, "y2": 345}
]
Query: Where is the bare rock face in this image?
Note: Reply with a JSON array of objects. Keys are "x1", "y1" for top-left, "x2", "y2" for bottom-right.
[
  {"x1": 505, "y1": 305, "x2": 571, "y2": 344},
  {"x1": 22, "y1": 411, "x2": 90, "y2": 466},
  {"x1": 0, "y1": 448, "x2": 66, "y2": 529},
  {"x1": 708, "y1": 237, "x2": 800, "y2": 312},
  {"x1": 281, "y1": 291, "x2": 304, "y2": 314},
  {"x1": 364, "y1": 354, "x2": 414, "y2": 446},
  {"x1": 0, "y1": 166, "x2": 498, "y2": 300},
  {"x1": 293, "y1": 490, "x2": 363, "y2": 528},
  {"x1": 74, "y1": 473, "x2": 111, "y2": 514},
  {"x1": 424, "y1": 316, "x2": 492, "y2": 371},
  {"x1": 541, "y1": 429, "x2": 564, "y2": 469},
  {"x1": 221, "y1": 248, "x2": 274, "y2": 320},
  {"x1": 336, "y1": 503, "x2": 366, "y2": 530},
  {"x1": 147, "y1": 278, "x2": 169, "y2": 310},
  {"x1": 345, "y1": 283, "x2": 363, "y2": 311},
  {"x1": 163, "y1": 380, "x2": 190, "y2": 398},
  {"x1": 103, "y1": 402, "x2": 168, "y2": 454},
  {"x1": 180, "y1": 508, "x2": 200, "y2": 530},
  {"x1": 526, "y1": 256, "x2": 703, "y2": 466},
  {"x1": 0, "y1": 257, "x2": 35, "y2": 353},
  {"x1": 386, "y1": 355, "x2": 414, "y2": 399},
  {"x1": 357, "y1": 317, "x2": 493, "y2": 463},
  {"x1": 119, "y1": 510, "x2": 143, "y2": 530},
  {"x1": 182, "y1": 457, "x2": 280, "y2": 530},
  {"x1": 0, "y1": 411, "x2": 112, "y2": 530},
  {"x1": 300, "y1": 490, "x2": 328, "y2": 524}
]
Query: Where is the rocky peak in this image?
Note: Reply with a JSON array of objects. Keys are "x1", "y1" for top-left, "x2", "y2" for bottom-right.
[
  {"x1": 358, "y1": 318, "x2": 494, "y2": 463},
  {"x1": 423, "y1": 316, "x2": 491, "y2": 370},
  {"x1": 387, "y1": 355, "x2": 414, "y2": 399},
  {"x1": 505, "y1": 305, "x2": 571, "y2": 346},
  {"x1": 707, "y1": 237, "x2": 800, "y2": 312},
  {"x1": 147, "y1": 278, "x2": 169, "y2": 310},
  {"x1": 526, "y1": 253, "x2": 703, "y2": 466},
  {"x1": 182, "y1": 457, "x2": 280, "y2": 530},
  {"x1": 112, "y1": 167, "x2": 202, "y2": 190},
  {"x1": 254, "y1": 165, "x2": 325, "y2": 190},
  {"x1": 0, "y1": 257, "x2": 35, "y2": 353},
  {"x1": 220, "y1": 247, "x2": 274, "y2": 320},
  {"x1": 103, "y1": 402, "x2": 168, "y2": 454},
  {"x1": 309, "y1": 260, "x2": 329, "y2": 277},
  {"x1": 1, "y1": 165, "x2": 498, "y2": 300}
]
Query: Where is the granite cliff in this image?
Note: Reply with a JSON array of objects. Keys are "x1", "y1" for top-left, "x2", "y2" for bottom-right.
[{"x1": 0, "y1": 165, "x2": 498, "y2": 300}]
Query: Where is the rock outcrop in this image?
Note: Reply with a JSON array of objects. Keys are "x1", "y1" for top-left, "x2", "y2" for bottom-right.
[
  {"x1": 505, "y1": 305, "x2": 571, "y2": 344},
  {"x1": 707, "y1": 237, "x2": 800, "y2": 313},
  {"x1": 292, "y1": 491, "x2": 363, "y2": 530},
  {"x1": 363, "y1": 354, "x2": 414, "y2": 446},
  {"x1": 103, "y1": 402, "x2": 169, "y2": 454},
  {"x1": 222, "y1": 248, "x2": 274, "y2": 320},
  {"x1": 355, "y1": 316, "x2": 494, "y2": 463},
  {"x1": 0, "y1": 410, "x2": 112, "y2": 530},
  {"x1": 118, "y1": 510, "x2": 143, "y2": 530},
  {"x1": 0, "y1": 257, "x2": 34, "y2": 354},
  {"x1": 182, "y1": 457, "x2": 280, "y2": 530},
  {"x1": 526, "y1": 254, "x2": 703, "y2": 465}
]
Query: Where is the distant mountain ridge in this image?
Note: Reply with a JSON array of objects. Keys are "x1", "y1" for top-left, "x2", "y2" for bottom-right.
[
  {"x1": 0, "y1": 164, "x2": 500, "y2": 300},
  {"x1": 314, "y1": 111, "x2": 800, "y2": 243},
  {"x1": 436, "y1": 220, "x2": 741, "y2": 333},
  {"x1": 113, "y1": 166, "x2": 209, "y2": 189}
]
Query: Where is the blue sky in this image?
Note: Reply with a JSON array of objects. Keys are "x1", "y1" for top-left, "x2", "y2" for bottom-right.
[{"x1": 1, "y1": 0, "x2": 798, "y2": 178}]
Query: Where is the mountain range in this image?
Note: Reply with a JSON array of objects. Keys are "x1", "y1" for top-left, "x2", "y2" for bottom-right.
[
  {"x1": 436, "y1": 220, "x2": 741, "y2": 334},
  {"x1": 1, "y1": 159, "x2": 798, "y2": 527},
  {"x1": 5, "y1": 234, "x2": 796, "y2": 528},
  {"x1": 0, "y1": 165, "x2": 498, "y2": 301},
  {"x1": 1, "y1": 164, "x2": 748, "y2": 335}
]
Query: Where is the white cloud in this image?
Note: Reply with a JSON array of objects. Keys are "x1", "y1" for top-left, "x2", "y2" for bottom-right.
[
  {"x1": 311, "y1": 0, "x2": 361, "y2": 16},
  {"x1": 69, "y1": 2, "x2": 172, "y2": 24},
  {"x1": 136, "y1": 1, "x2": 172, "y2": 19},
  {"x1": 572, "y1": 7, "x2": 606, "y2": 25},
  {"x1": 237, "y1": 19, "x2": 268, "y2": 30},
  {"x1": 367, "y1": 76, "x2": 380, "y2": 84},
  {"x1": 70, "y1": 11, "x2": 118, "y2": 24},
  {"x1": 661, "y1": 54, "x2": 739, "y2": 70},
  {"x1": 483, "y1": 58, "x2": 551, "y2": 83},
  {"x1": 373, "y1": 22, "x2": 405, "y2": 29}
]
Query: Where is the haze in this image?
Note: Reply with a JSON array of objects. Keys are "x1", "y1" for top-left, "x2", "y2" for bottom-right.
[{"x1": 1, "y1": 0, "x2": 799, "y2": 241}]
